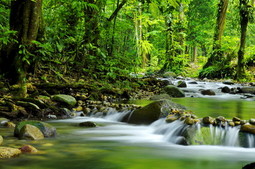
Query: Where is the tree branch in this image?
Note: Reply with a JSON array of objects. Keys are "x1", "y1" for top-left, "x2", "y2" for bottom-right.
[{"x1": 107, "y1": 0, "x2": 127, "y2": 22}]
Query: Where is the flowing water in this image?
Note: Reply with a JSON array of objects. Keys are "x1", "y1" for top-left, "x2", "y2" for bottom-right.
[{"x1": 1, "y1": 79, "x2": 255, "y2": 169}]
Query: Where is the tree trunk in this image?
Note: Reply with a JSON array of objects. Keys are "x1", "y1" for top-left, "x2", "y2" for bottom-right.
[
  {"x1": 203, "y1": 0, "x2": 228, "y2": 68},
  {"x1": 0, "y1": 0, "x2": 42, "y2": 97},
  {"x1": 159, "y1": 13, "x2": 174, "y2": 73},
  {"x1": 236, "y1": 0, "x2": 249, "y2": 80}
]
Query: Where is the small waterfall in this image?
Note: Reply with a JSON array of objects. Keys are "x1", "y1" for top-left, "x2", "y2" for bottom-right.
[
  {"x1": 90, "y1": 107, "x2": 131, "y2": 122},
  {"x1": 151, "y1": 119, "x2": 188, "y2": 144},
  {"x1": 247, "y1": 134, "x2": 255, "y2": 148},
  {"x1": 190, "y1": 123, "x2": 240, "y2": 146},
  {"x1": 224, "y1": 125, "x2": 240, "y2": 146},
  {"x1": 86, "y1": 108, "x2": 255, "y2": 148}
]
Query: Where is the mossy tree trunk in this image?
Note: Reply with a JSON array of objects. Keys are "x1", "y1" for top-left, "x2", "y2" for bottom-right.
[
  {"x1": 236, "y1": 0, "x2": 250, "y2": 80},
  {"x1": 203, "y1": 0, "x2": 229, "y2": 69},
  {"x1": 159, "y1": 13, "x2": 175, "y2": 73},
  {"x1": 0, "y1": 0, "x2": 43, "y2": 97}
]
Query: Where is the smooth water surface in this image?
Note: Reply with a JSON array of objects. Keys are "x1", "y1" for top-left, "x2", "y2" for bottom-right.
[{"x1": 173, "y1": 97, "x2": 255, "y2": 119}]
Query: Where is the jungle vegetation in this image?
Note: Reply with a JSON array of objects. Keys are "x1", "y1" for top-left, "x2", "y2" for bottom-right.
[{"x1": 0, "y1": 0, "x2": 255, "y2": 96}]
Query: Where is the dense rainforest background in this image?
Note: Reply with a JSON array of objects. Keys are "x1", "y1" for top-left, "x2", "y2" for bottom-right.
[{"x1": 0, "y1": 0, "x2": 255, "y2": 97}]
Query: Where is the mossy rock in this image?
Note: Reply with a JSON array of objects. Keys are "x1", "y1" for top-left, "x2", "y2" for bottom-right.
[
  {"x1": 19, "y1": 124, "x2": 44, "y2": 140},
  {"x1": 14, "y1": 121, "x2": 56, "y2": 138},
  {"x1": 20, "y1": 145, "x2": 38, "y2": 153},
  {"x1": 0, "y1": 147, "x2": 21, "y2": 158},
  {"x1": 51, "y1": 94, "x2": 77, "y2": 107},
  {"x1": 126, "y1": 99, "x2": 186, "y2": 125},
  {"x1": 201, "y1": 89, "x2": 216, "y2": 96},
  {"x1": 79, "y1": 121, "x2": 97, "y2": 127},
  {"x1": 163, "y1": 85, "x2": 185, "y2": 98},
  {"x1": 240, "y1": 124, "x2": 255, "y2": 134}
]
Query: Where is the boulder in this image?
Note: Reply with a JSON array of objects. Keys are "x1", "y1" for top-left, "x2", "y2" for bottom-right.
[
  {"x1": 221, "y1": 86, "x2": 230, "y2": 93},
  {"x1": 125, "y1": 100, "x2": 186, "y2": 125},
  {"x1": 163, "y1": 85, "x2": 185, "y2": 97},
  {"x1": 238, "y1": 87, "x2": 255, "y2": 94},
  {"x1": 19, "y1": 145, "x2": 38, "y2": 153},
  {"x1": 243, "y1": 162, "x2": 255, "y2": 169},
  {"x1": 79, "y1": 121, "x2": 97, "y2": 127},
  {"x1": 240, "y1": 124, "x2": 255, "y2": 134},
  {"x1": 177, "y1": 81, "x2": 187, "y2": 88},
  {"x1": 52, "y1": 94, "x2": 77, "y2": 107},
  {"x1": 14, "y1": 121, "x2": 56, "y2": 138},
  {"x1": 150, "y1": 94, "x2": 172, "y2": 100},
  {"x1": 222, "y1": 81, "x2": 234, "y2": 85},
  {"x1": 0, "y1": 147, "x2": 21, "y2": 158},
  {"x1": 188, "y1": 81, "x2": 198, "y2": 84},
  {"x1": 201, "y1": 89, "x2": 216, "y2": 96},
  {"x1": 19, "y1": 124, "x2": 44, "y2": 140},
  {"x1": 0, "y1": 135, "x2": 3, "y2": 145}
]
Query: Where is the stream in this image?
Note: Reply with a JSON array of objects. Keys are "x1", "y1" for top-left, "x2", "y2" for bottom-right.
[{"x1": 1, "y1": 79, "x2": 255, "y2": 169}]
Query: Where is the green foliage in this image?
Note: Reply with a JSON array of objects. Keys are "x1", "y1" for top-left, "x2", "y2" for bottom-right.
[
  {"x1": 199, "y1": 64, "x2": 235, "y2": 79},
  {"x1": 1, "y1": 0, "x2": 255, "y2": 83}
]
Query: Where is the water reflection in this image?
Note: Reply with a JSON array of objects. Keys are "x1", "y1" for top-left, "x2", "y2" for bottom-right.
[{"x1": 172, "y1": 97, "x2": 255, "y2": 120}]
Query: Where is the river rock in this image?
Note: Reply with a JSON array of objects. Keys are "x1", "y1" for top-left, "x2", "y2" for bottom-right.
[
  {"x1": 184, "y1": 117, "x2": 196, "y2": 125},
  {"x1": 0, "y1": 118, "x2": 9, "y2": 125},
  {"x1": 201, "y1": 89, "x2": 216, "y2": 96},
  {"x1": 163, "y1": 85, "x2": 185, "y2": 97},
  {"x1": 125, "y1": 100, "x2": 186, "y2": 125},
  {"x1": 19, "y1": 124, "x2": 44, "y2": 140},
  {"x1": 14, "y1": 121, "x2": 56, "y2": 138},
  {"x1": 0, "y1": 147, "x2": 21, "y2": 158},
  {"x1": 79, "y1": 121, "x2": 97, "y2": 127},
  {"x1": 249, "y1": 119, "x2": 255, "y2": 125},
  {"x1": 240, "y1": 124, "x2": 255, "y2": 134},
  {"x1": 188, "y1": 81, "x2": 198, "y2": 84},
  {"x1": 52, "y1": 94, "x2": 77, "y2": 107},
  {"x1": 177, "y1": 81, "x2": 187, "y2": 88},
  {"x1": 3, "y1": 122, "x2": 16, "y2": 128},
  {"x1": 221, "y1": 86, "x2": 230, "y2": 93},
  {"x1": 233, "y1": 117, "x2": 241, "y2": 122},
  {"x1": 243, "y1": 162, "x2": 255, "y2": 169},
  {"x1": 202, "y1": 116, "x2": 215, "y2": 125},
  {"x1": 228, "y1": 121, "x2": 235, "y2": 127},
  {"x1": 165, "y1": 114, "x2": 179, "y2": 123},
  {"x1": 19, "y1": 145, "x2": 38, "y2": 153},
  {"x1": 222, "y1": 81, "x2": 234, "y2": 85},
  {"x1": 238, "y1": 87, "x2": 255, "y2": 94},
  {"x1": 0, "y1": 135, "x2": 3, "y2": 145},
  {"x1": 150, "y1": 94, "x2": 172, "y2": 100}
]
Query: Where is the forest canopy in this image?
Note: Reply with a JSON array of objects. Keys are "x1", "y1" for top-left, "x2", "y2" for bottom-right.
[{"x1": 0, "y1": 0, "x2": 255, "y2": 95}]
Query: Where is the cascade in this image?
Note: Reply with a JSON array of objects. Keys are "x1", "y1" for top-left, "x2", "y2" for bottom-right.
[
  {"x1": 247, "y1": 134, "x2": 255, "y2": 148},
  {"x1": 85, "y1": 107, "x2": 255, "y2": 148},
  {"x1": 151, "y1": 119, "x2": 188, "y2": 144}
]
